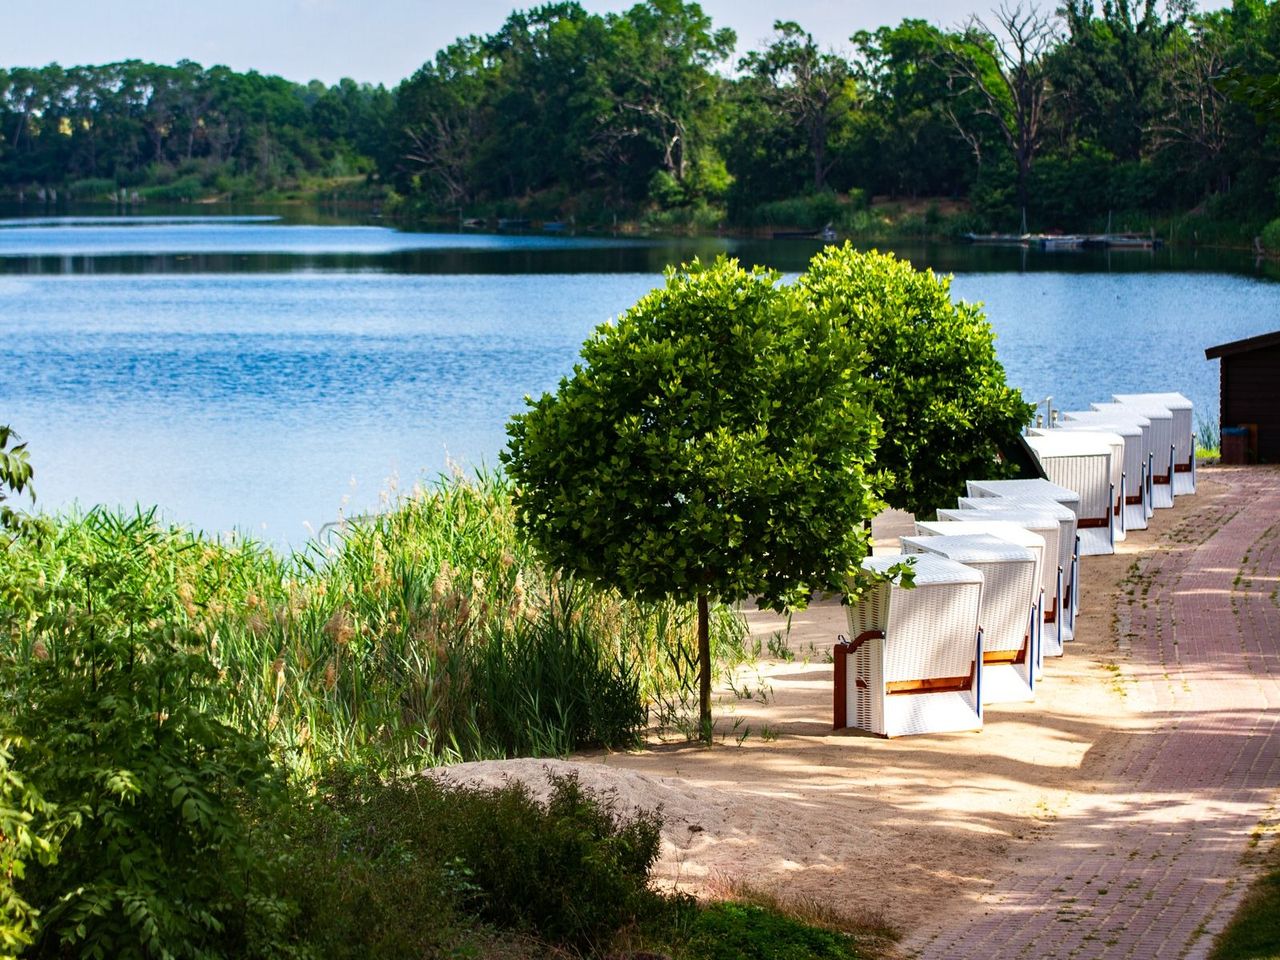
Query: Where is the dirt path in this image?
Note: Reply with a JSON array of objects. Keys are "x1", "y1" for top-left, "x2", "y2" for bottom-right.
[{"x1": 435, "y1": 467, "x2": 1280, "y2": 958}]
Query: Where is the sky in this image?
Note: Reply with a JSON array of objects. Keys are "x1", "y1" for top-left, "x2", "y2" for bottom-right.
[{"x1": 0, "y1": 0, "x2": 1087, "y2": 88}]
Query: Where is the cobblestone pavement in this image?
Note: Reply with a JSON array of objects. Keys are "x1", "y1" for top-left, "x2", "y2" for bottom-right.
[{"x1": 907, "y1": 467, "x2": 1280, "y2": 960}]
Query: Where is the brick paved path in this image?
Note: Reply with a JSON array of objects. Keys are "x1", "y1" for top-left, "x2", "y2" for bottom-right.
[{"x1": 907, "y1": 467, "x2": 1280, "y2": 960}]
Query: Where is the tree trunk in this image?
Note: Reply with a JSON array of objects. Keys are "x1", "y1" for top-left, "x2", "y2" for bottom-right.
[{"x1": 697, "y1": 592, "x2": 711, "y2": 742}]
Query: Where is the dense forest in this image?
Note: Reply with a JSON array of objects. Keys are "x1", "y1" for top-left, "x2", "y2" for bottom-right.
[{"x1": 2, "y1": 0, "x2": 1279, "y2": 237}]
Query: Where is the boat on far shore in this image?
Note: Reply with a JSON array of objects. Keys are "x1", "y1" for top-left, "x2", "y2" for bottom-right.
[
  {"x1": 963, "y1": 231, "x2": 1163, "y2": 250},
  {"x1": 771, "y1": 222, "x2": 838, "y2": 242}
]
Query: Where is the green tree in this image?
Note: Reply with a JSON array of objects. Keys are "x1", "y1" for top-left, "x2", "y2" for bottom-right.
[
  {"x1": 503, "y1": 257, "x2": 881, "y2": 738},
  {"x1": 737, "y1": 21, "x2": 854, "y2": 192},
  {"x1": 798, "y1": 245, "x2": 1033, "y2": 519}
]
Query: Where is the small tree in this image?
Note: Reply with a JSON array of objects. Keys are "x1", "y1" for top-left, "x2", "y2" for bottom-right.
[
  {"x1": 798, "y1": 245, "x2": 1033, "y2": 519},
  {"x1": 503, "y1": 257, "x2": 882, "y2": 739}
]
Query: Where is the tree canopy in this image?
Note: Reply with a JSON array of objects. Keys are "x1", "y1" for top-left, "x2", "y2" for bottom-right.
[
  {"x1": 502, "y1": 256, "x2": 882, "y2": 734},
  {"x1": 4, "y1": 0, "x2": 1280, "y2": 233},
  {"x1": 798, "y1": 245, "x2": 1034, "y2": 519}
]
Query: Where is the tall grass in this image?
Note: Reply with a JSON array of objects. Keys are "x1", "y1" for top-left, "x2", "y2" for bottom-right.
[{"x1": 0, "y1": 471, "x2": 748, "y2": 776}]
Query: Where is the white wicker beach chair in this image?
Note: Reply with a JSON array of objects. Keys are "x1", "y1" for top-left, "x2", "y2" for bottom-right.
[
  {"x1": 965, "y1": 478, "x2": 1081, "y2": 519},
  {"x1": 900, "y1": 534, "x2": 1039, "y2": 703},
  {"x1": 940, "y1": 501, "x2": 1073, "y2": 654},
  {"x1": 1113, "y1": 392, "x2": 1196, "y2": 495},
  {"x1": 912, "y1": 519, "x2": 1046, "y2": 677},
  {"x1": 1022, "y1": 432, "x2": 1120, "y2": 556},
  {"x1": 835, "y1": 554, "x2": 984, "y2": 738},
  {"x1": 1093, "y1": 401, "x2": 1175, "y2": 509},
  {"x1": 1027, "y1": 428, "x2": 1129, "y2": 541},
  {"x1": 956, "y1": 492, "x2": 1081, "y2": 625},
  {"x1": 1057, "y1": 410, "x2": 1151, "y2": 528}
]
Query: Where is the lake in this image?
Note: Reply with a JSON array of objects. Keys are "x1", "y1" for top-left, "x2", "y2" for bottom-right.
[{"x1": 4, "y1": 209, "x2": 1278, "y2": 544}]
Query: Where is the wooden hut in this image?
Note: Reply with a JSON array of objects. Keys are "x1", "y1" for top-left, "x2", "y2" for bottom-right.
[{"x1": 1205, "y1": 330, "x2": 1280, "y2": 464}]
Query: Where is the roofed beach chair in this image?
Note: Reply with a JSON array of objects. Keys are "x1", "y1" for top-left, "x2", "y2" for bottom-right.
[
  {"x1": 1028, "y1": 427, "x2": 1130, "y2": 540},
  {"x1": 1058, "y1": 410, "x2": 1151, "y2": 528},
  {"x1": 912, "y1": 519, "x2": 1046, "y2": 677},
  {"x1": 962, "y1": 491, "x2": 1080, "y2": 619},
  {"x1": 1093, "y1": 401, "x2": 1175, "y2": 509},
  {"x1": 965, "y1": 477, "x2": 1081, "y2": 522},
  {"x1": 939, "y1": 501, "x2": 1073, "y2": 653},
  {"x1": 1022, "y1": 432, "x2": 1120, "y2": 555},
  {"x1": 1113, "y1": 392, "x2": 1196, "y2": 495},
  {"x1": 900, "y1": 534, "x2": 1039, "y2": 703},
  {"x1": 834, "y1": 554, "x2": 984, "y2": 737}
]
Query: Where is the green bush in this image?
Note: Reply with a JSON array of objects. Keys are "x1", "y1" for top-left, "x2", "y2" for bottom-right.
[
  {"x1": 2, "y1": 625, "x2": 294, "y2": 959},
  {"x1": 751, "y1": 192, "x2": 844, "y2": 228},
  {"x1": 66, "y1": 178, "x2": 118, "y2": 200},
  {"x1": 273, "y1": 770, "x2": 664, "y2": 956},
  {"x1": 138, "y1": 174, "x2": 208, "y2": 202},
  {"x1": 683, "y1": 902, "x2": 863, "y2": 960},
  {"x1": 1261, "y1": 217, "x2": 1280, "y2": 253},
  {"x1": 0, "y1": 738, "x2": 60, "y2": 960}
]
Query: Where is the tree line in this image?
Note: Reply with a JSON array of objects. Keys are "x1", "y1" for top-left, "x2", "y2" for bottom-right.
[{"x1": 2, "y1": 0, "x2": 1279, "y2": 232}]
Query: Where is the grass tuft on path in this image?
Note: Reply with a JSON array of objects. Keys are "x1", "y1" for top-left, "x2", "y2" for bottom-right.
[{"x1": 1211, "y1": 842, "x2": 1280, "y2": 960}]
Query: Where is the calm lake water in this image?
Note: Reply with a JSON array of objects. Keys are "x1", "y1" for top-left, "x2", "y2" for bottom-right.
[{"x1": 4, "y1": 208, "x2": 1279, "y2": 544}]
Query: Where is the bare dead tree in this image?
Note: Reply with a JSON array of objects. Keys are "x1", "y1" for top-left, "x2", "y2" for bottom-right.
[
  {"x1": 941, "y1": 4, "x2": 1060, "y2": 219},
  {"x1": 1149, "y1": 25, "x2": 1230, "y2": 193}
]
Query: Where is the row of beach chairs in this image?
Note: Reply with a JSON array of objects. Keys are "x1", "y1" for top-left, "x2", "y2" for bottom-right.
[{"x1": 833, "y1": 391, "x2": 1197, "y2": 738}]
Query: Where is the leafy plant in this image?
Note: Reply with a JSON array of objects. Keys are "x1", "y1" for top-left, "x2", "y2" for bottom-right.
[
  {"x1": 504, "y1": 256, "x2": 881, "y2": 738},
  {"x1": 0, "y1": 427, "x2": 46, "y2": 543},
  {"x1": 2, "y1": 612, "x2": 294, "y2": 958},
  {"x1": 273, "y1": 770, "x2": 665, "y2": 956},
  {"x1": 0, "y1": 738, "x2": 62, "y2": 960},
  {"x1": 682, "y1": 902, "x2": 863, "y2": 960},
  {"x1": 798, "y1": 245, "x2": 1034, "y2": 519}
]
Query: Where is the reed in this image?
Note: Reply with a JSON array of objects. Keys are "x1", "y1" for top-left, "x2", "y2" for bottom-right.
[{"x1": 0, "y1": 471, "x2": 749, "y2": 776}]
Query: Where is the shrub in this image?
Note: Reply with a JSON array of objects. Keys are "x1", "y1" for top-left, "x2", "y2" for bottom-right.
[
  {"x1": 66, "y1": 178, "x2": 118, "y2": 200},
  {"x1": 2, "y1": 624, "x2": 295, "y2": 959},
  {"x1": 683, "y1": 902, "x2": 863, "y2": 960},
  {"x1": 0, "y1": 477, "x2": 746, "y2": 775},
  {"x1": 1261, "y1": 217, "x2": 1280, "y2": 254},
  {"x1": 274, "y1": 770, "x2": 664, "y2": 956},
  {"x1": 0, "y1": 738, "x2": 61, "y2": 960}
]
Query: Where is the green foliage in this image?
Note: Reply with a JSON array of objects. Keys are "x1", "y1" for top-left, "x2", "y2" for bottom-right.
[
  {"x1": 682, "y1": 902, "x2": 864, "y2": 960},
  {"x1": 505, "y1": 255, "x2": 881, "y2": 615},
  {"x1": 0, "y1": 61, "x2": 390, "y2": 197},
  {"x1": 2, "y1": 623, "x2": 292, "y2": 958},
  {"x1": 1262, "y1": 217, "x2": 1280, "y2": 253},
  {"x1": 274, "y1": 770, "x2": 664, "y2": 956},
  {"x1": 0, "y1": 475, "x2": 747, "y2": 776},
  {"x1": 798, "y1": 245, "x2": 1033, "y2": 518},
  {"x1": 0, "y1": 738, "x2": 60, "y2": 960},
  {"x1": 0, "y1": 427, "x2": 43, "y2": 544}
]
